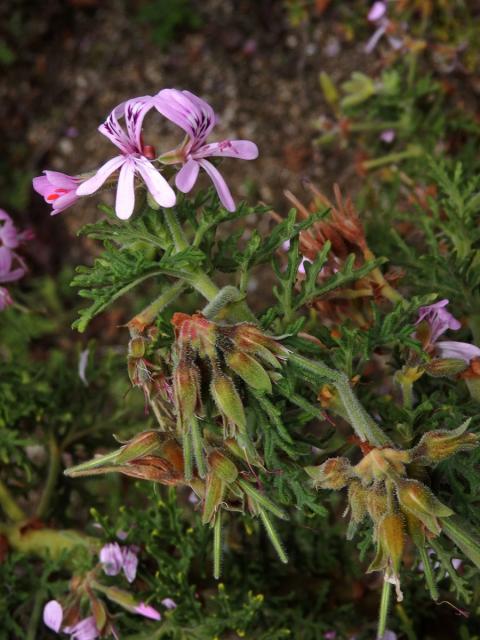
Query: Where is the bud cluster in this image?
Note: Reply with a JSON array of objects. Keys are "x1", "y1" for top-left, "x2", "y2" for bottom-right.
[
  {"x1": 171, "y1": 313, "x2": 288, "y2": 478},
  {"x1": 306, "y1": 420, "x2": 478, "y2": 600}
]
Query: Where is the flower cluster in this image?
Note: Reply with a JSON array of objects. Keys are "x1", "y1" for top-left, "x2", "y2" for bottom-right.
[
  {"x1": 306, "y1": 420, "x2": 478, "y2": 600},
  {"x1": 43, "y1": 543, "x2": 162, "y2": 639},
  {"x1": 33, "y1": 90, "x2": 258, "y2": 219},
  {"x1": 0, "y1": 209, "x2": 32, "y2": 311}
]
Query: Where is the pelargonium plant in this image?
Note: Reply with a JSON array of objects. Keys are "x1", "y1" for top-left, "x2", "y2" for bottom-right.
[{"x1": 1, "y1": 84, "x2": 480, "y2": 639}]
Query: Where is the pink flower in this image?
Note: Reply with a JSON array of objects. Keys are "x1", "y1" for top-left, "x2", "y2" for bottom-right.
[
  {"x1": 365, "y1": 2, "x2": 403, "y2": 53},
  {"x1": 76, "y1": 97, "x2": 176, "y2": 219},
  {"x1": 99, "y1": 542, "x2": 139, "y2": 583},
  {"x1": 0, "y1": 209, "x2": 31, "y2": 309},
  {"x1": 64, "y1": 617, "x2": 100, "y2": 640},
  {"x1": 32, "y1": 171, "x2": 82, "y2": 215},
  {"x1": 416, "y1": 299, "x2": 461, "y2": 345},
  {"x1": 368, "y1": 1, "x2": 386, "y2": 22},
  {"x1": 380, "y1": 129, "x2": 395, "y2": 143},
  {"x1": 43, "y1": 601, "x2": 100, "y2": 640},
  {"x1": 155, "y1": 89, "x2": 258, "y2": 212},
  {"x1": 134, "y1": 602, "x2": 162, "y2": 620},
  {"x1": 161, "y1": 597, "x2": 177, "y2": 609}
]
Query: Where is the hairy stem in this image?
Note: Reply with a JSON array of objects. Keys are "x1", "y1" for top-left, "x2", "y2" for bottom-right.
[
  {"x1": 213, "y1": 511, "x2": 222, "y2": 579},
  {"x1": 128, "y1": 280, "x2": 188, "y2": 333},
  {"x1": 288, "y1": 352, "x2": 391, "y2": 446},
  {"x1": 164, "y1": 207, "x2": 189, "y2": 252}
]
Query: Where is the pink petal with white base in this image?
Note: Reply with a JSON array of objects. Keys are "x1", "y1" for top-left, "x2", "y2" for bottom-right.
[
  {"x1": 116, "y1": 160, "x2": 136, "y2": 220},
  {"x1": 76, "y1": 156, "x2": 125, "y2": 196},
  {"x1": 135, "y1": 157, "x2": 176, "y2": 208},
  {"x1": 43, "y1": 600, "x2": 63, "y2": 632},
  {"x1": 175, "y1": 159, "x2": 200, "y2": 193},
  {"x1": 198, "y1": 159, "x2": 235, "y2": 212}
]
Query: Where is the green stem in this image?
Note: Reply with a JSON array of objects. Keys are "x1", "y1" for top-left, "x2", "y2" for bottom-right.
[
  {"x1": 202, "y1": 286, "x2": 244, "y2": 319},
  {"x1": 377, "y1": 579, "x2": 392, "y2": 639},
  {"x1": 128, "y1": 280, "x2": 187, "y2": 333},
  {"x1": 441, "y1": 516, "x2": 480, "y2": 570},
  {"x1": 213, "y1": 511, "x2": 222, "y2": 579},
  {"x1": 363, "y1": 145, "x2": 423, "y2": 171},
  {"x1": 26, "y1": 590, "x2": 44, "y2": 640},
  {"x1": 0, "y1": 478, "x2": 25, "y2": 522},
  {"x1": 288, "y1": 352, "x2": 391, "y2": 446},
  {"x1": 36, "y1": 430, "x2": 60, "y2": 519},
  {"x1": 164, "y1": 207, "x2": 189, "y2": 251},
  {"x1": 418, "y1": 545, "x2": 439, "y2": 601}
]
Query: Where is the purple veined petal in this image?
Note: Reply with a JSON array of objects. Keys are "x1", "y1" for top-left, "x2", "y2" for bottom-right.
[
  {"x1": 124, "y1": 97, "x2": 155, "y2": 151},
  {"x1": 161, "y1": 598, "x2": 177, "y2": 610},
  {"x1": 435, "y1": 340, "x2": 480, "y2": 362},
  {"x1": 175, "y1": 159, "x2": 200, "y2": 193},
  {"x1": 99, "y1": 103, "x2": 135, "y2": 154},
  {"x1": 43, "y1": 600, "x2": 63, "y2": 633},
  {"x1": 64, "y1": 616, "x2": 100, "y2": 640},
  {"x1": 0, "y1": 286, "x2": 13, "y2": 311},
  {"x1": 99, "y1": 542, "x2": 124, "y2": 576},
  {"x1": 115, "y1": 158, "x2": 137, "y2": 220},
  {"x1": 182, "y1": 90, "x2": 217, "y2": 141},
  {"x1": 155, "y1": 89, "x2": 198, "y2": 138},
  {"x1": 134, "y1": 603, "x2": 161, "y2": 620},
  {"x1": 76, "y1": 156, "x2": 125, "y2": 196},
  {"x1": 365, "y1": 24, "x2": 386, "y2": 53},
  {"x1": 198, "y1": 159, "x2": 235, "y2": 212},
  {"x1": 196, "y1": 140, "x2": 259, "y2": 160},
  {"x1": 134, "y1": 157, "x2": 176, "y2": 208},
  {"x1": 122, "y1": 546, "x2": 139, "y2": 583},
  {"x1": 416, "y1": 299, "x2": 461, "y2": 343},
  {"x1": 368, "y1": 1, "x2": 387, "y2": 22}
]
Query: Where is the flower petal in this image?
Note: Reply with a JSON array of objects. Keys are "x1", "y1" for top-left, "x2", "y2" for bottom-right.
[
  {"x1": 175, "y1": 159, "x2": 200, "y2": 193},
  {"x1": 197, "y1": 140, "x2": 259, "y2": 160},
  {"x1": 99, "y1": 542, "x2": 123, "y2": 576},
  {"x1": 115, "y1": 159, "x2": 136, "y2": 220},
  {"x1": 43, "y1": 600, "x2": 63, "y2": 633},
  {"x1": 124, "y1": 97, "x2": 154, "y2": 151},
  {"x1": 134, "y1": 157, "x2": 176, "y2": 208},
  {"x1": 44, "y1": 171, "x2": 78, "y2": 189},
  {"x1": 0, "y1": 286, "x2": 13, "y2": 311},
  {"x1": 198, "y1": 159, "x2": 235, "y2": 212},
  {"x1": 122, "y1": 546, "x2": 139, "y2": 583},
  {"x1": 155, "y1": 89, "x2": 216, "y2": 143},
  {"x1": 134, "y1": 603, "x2": 161, "y2": 620},
  {"x1": 436, "y1": 341, "x2": 480, "y2": 362},
  {"x1": 99, "y1": 103, "x2": 133, "y2": 153},
  {"x1": 76, "y1": 156, "x2": 125, "y2": 196}
]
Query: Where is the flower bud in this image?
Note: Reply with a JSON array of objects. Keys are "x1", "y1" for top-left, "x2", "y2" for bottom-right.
[
  {"x1": 305, "y1": 457, "x2": 353, "y2": 490},
  {"x1": 162, "y1": 439, "x2": 185, "y2": 475},
  {"x1": 174, "y1": 360, "x2": 200, "y2": 426},
  {"x1": 115, "y1": 431, "x2": 163, "y2": 464},
  {"x1": 348, "y1": 480, "x2": 368, "y2": 525},
  {"x1": 368, "y1": 512, "x2": 405, "y2": 576},
  {"x1": 232, "y1": 324, "x2": 288, "y2": 366},
  {"x1": 224, "y1": 437, "x2": 264, "y2": 468},
  {"x1": 128, "y1": 337, "x2": 146, "y2": 358},
  {"x1": 411, "y1": 419, "x2": 478, "y2": 463},
  {"x1": 396, "y1": 478, "x2": 453, "y2": 535},
  {"x1": 211, "y1": 373, "x2": 246, "y2": 432},
  {"x1": 366, "y1": 484, "x2": 388, "y2": 525},
  {"x1": 424, "y1": 358, "x2": 468, "y2": 377},
  {"x1": 225, "y1": 351, "x2": 272, "y2": 393},
  {"x1": 202, "y1": 474, "x2": 225, "y2": 525},
  {"x1": 208, "y1": 450, "x2": 238, "y2": 484}
]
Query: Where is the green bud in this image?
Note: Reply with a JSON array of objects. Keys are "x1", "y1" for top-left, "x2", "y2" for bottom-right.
[
  {"x1": 211, "y1": 374, "x2": 246, "y2": 432},
  {"x1": 368, "y1": 512, "x2": 405, "y2": 576},
  {"x1": 174, "y1": 360, "x2": 200, "y2": 427},
  {"x1": 305, "y1": 457, "x2": 353, "y2": 490},
  {"x1": 226, "y1": 351, "x2": 272, "y2": 393},
  {"x1": 396, "y1": 478, "x2": 453, "y2": 535},
  {"x1": 348, "y1": 480, "x2": 368, "y2": 525},
  {"x1": 208, "y1": 450, "x2": 238, "y2": 484},
  {"x1": 411, "y1": 418, "x2": 478, "y2": 463},
  {"x1": 128, "y1": 336, "x2": 146, "y2": 358},
  {"x1": 424, "y1": 358, "x2": 468, "y2": 377},
  {"x1": 202, "y1": 474, "x2": 225, "y2": 525},
  {"x1": 366, "y1": 483, "x2": 388, "y2": 524},
  {"x1": 115, "y1": 431, "x2": 163, "y2": 464}
]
